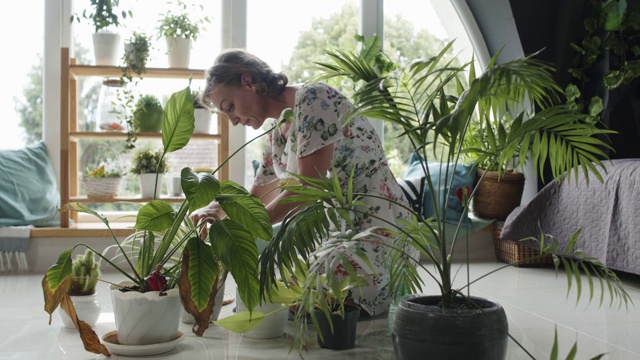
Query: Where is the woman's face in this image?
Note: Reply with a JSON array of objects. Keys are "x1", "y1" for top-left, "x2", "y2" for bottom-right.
[{"x1": 208, "y1": 80, "x2": 267, "y2": 130}]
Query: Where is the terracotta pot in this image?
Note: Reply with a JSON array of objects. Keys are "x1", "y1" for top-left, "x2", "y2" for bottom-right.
[
  {"x1": 472, "y1": 169, "x2": 525, "y2": 220},
  {"x1": 392, "y1": 295, "x2": 508, "y2": 360}
]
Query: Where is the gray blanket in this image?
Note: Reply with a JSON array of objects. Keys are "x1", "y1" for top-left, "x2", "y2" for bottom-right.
[{"x1": 500, "y1": 159, "x2": 640, "y2": 275}]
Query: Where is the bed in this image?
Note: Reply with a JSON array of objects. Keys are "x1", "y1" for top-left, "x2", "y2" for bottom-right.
[{"x1": 500, "y1": 159, "x2": 640, "y2": 276}]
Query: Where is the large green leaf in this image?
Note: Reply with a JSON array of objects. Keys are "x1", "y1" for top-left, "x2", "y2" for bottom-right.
[
  {"x1": 216, "y1": 181, "x2": 272, "y2": 241},
  {"x1": 42, "y1": 249, "x2": 73, "y2": 319},
  {"x1": 214, "y1": 310, "x2": 266, "y2": 333},
  {"x1": 162, "y1": 86, "x2": 195, "y2": 153},
  {"x1": 134, "y1": 200, "x2": 175, "y2": 231},
  {"x1": 184, "y1": 237, "x2": 218, "y2": 311},
  {"x1": 181, "y1": 167, "x2": 220, "y2": 213},
  {"x1": 210, "y1": 219, "x2": 260, "y2": 312}
]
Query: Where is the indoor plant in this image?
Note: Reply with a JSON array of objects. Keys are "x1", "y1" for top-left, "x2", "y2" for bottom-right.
[
  {"x1": 42, "y1": 85, "x2": 274, "y2": 356},
  {"x1": 123, "y1": 31, "x2": 151, "y2": 77},
  {"x1": 157, "y1": 0, "x2": 210, "y2": 68},
  {"x1": 192, "y1": 90, "x2": 213, "y2": 133},
  {"x1": 71, "y1": 0, "x2": 131, "y2": 66},
  {"x1": 81, "y1": 157, "x2": 124, "y2": 198},
  {"x1": 58, "y1": 250, "x2": 101, "y2": 329},
  {"x1": 132, "y1": 94, "x2": 164, "y2": 133},
  {"x1": 130, "y1": 149, "x2": 168, "y2": 199},
  {"x1": 256, "y1": 35, "x2": 631, "y2": 358}
]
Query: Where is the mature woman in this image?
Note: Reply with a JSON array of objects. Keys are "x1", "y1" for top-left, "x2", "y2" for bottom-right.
[{"x1": 191, "y1": 49, "x2": 410, "y2": 316}]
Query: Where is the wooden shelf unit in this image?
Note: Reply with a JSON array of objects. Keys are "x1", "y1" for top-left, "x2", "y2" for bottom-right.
[{"x1": 59, "y1": 47, "x2": 228, "y2": 227}]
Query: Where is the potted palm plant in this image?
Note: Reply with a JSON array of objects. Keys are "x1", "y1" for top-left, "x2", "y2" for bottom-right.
[
  {"x1": 71, "y1": 0, "x2": 131, "y2": 66},
  {"x1": 255, "y1": 35, "x2": 631, "y2": 358},
  {"x1": 42, "y1": 85, "x2": 274, "y2": 356},
  {"x1": 157, "y1": 0, "x2": 210, "y2": 68}
]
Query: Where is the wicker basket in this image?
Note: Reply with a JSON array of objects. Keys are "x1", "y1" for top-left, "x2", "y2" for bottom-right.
[
  {"x1": 493, "y1": 221, "x2": 553, "y2": 267},
  {"x1": 81, "y1": 177, "x2": 122, "y2": 198}
]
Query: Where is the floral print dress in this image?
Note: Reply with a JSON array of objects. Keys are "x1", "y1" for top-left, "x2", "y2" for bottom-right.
[{"x1": 254, "y1": 82, "x2": 411, "y2": 316}]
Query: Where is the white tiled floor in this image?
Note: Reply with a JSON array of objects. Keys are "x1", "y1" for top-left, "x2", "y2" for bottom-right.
[{"x1": 1, "y1": 262, "x2": 639, "y2": 359}]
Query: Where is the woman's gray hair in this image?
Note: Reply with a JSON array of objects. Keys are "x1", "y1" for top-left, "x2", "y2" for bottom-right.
[{"x1": 200, "y1": 49, "x2": 288, "y2": 109}]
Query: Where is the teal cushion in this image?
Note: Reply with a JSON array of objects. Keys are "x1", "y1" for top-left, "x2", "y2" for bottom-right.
[
  {"x1": 0, "y1": 142, "x2": 60, "y2": 226},
  {"x1": 403, "y1": 153, "x2": 476, "y2": 227}
]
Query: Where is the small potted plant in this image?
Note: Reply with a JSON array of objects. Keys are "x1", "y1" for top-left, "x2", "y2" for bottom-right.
[
  {"x1": 81, "y1": 157, "x2": 124, "y2": 198},
  {"x1": 132, "y1": 94, "x2": 164, "y2": 133},
  {"x1": 130, "y1": 149, "x2": 168, "y2": 199},
  {"x1": 71, "y1": 0, "x2": 132, "y2": 65},
  {"x1": 192, "y1": 90, "x2": 212, "y2": 134},
  {"x1": 157, "y1": 0, "x2": 210, "y2": 68},
  {"x1": 58, "y1": 250, "x2": 101, "y2": 329},
  {"x1": 123, "y1": 31, "x2": 151, "y2": 77}
]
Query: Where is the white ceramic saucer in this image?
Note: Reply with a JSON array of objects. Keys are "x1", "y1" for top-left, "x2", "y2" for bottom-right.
[{"x1": 101, "y1": 331, "x2": 185, "y2": 356}]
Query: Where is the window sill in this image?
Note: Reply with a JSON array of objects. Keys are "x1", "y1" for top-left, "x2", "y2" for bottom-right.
[{"x1": 30, "y1": 223, "x2": 135, "y2": 238}]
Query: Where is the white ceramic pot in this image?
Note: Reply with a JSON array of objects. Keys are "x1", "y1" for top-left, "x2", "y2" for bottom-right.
[
  {"x1": 180, "y1": 282, "x2": 225, "y2": 324},
  {"x1": 165, "y1": 37, "x2": 191, "y2": 68},
  {"x1": 236, "y1": 290, "x2": 288, "y2": 339},
  {"x1": 58, "y1": 293, "x2": 101, "y2": 329},
  {"x1": 194, "y1": 108, "x2": 212, "y2": 134},
  {"x1": 92, "y1": 32, "x2": 121, "y2": 66},
  {"x1": 139, "y1": 173, "x2": 164, "y2": 199},
  {"x1": 168, "y1": 174, "x2": 183, "y2": 196},
  {"x1": 110, "y1": 282, "x2": 181, "y2": 346}
]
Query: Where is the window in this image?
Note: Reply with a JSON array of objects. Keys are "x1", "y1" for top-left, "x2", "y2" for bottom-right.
[
  {"x1": 382, "y1": 0, "x2": 482, "y2": 175},
  {"x1": 68, "y1": 0, "x2": 221, "y2": 217},
  {"x1": 245, "y1": 0, "x2": 357, "y2": 187},
  {"x1": 2, "y1": 0, "x2": 44, "y2": 150}
]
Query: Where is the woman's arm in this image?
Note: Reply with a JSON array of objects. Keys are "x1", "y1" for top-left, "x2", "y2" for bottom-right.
[
  {"x1": 262, "y1": 143, "x2": 333, "y2": 224},
  {"x1": 250, "y1": 180, "x2": 280, "y2": 206}
]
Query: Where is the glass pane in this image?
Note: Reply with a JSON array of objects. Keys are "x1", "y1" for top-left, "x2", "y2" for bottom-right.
[
  {"x1": 70, "y1": 0, "x2": 222, "y2": 217},
  {"x1": 245, "y1": 0, "x2": 356, "y2": 187},
  {"x1": 72, "y1": 0, "x2": 221, "y2": 69},
  {"x1": 2, "y1": 0, "x2": 44, "y2": 149},
  {"x1": 383, "y1": 0, "x2": 475, "y2": 175}
]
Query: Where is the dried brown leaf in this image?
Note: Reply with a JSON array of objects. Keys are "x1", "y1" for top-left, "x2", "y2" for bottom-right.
[
  {"x1": 61, "y1": 293, "x2": 111, "y2": 356},
  {"x1": 42, "y1": 275, "x2": 70, "y2": 324}
]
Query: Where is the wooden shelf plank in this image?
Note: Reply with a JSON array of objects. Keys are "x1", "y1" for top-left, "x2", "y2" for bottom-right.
[
  {"x1": 70, "y1": 196, "x2": 185, "y2": 203},
  {"x1": 70, "y1": 64, "x2": 206, "y2": 79},
  {"x1": 69, "y1": 132, "x2": 222, "y2": 140}
]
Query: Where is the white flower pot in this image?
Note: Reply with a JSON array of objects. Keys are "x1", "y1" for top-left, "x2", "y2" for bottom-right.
[
  {"x1": 180, "y1": 282, "x2": 225, "y2": 324},
  {"x1": 165, "y1": 37, "x2": 191, "y2": 68},
  {"x1": 194, "y1": 108, "x2": 213, "y2": 134},
  {"x1": 139, "y1": 173, "x2": 164, "y2": 199},
  {"x1": 110, "y1": 282, "x2": 181, "y2": 345},
  {"x1": 93, "y1": 32, "x2": 121, "y2": 66},
  {"x1": 236, "y1": 290, "x2": 288, "y2": 339},
  {"x1": 58, "y1": 293, "x2": 101, "y2": 329}
]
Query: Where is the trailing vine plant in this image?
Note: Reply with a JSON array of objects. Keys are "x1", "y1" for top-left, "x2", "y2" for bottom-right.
[{"x1": 566, "y1": 0, "x2": 640, "y2": 124}]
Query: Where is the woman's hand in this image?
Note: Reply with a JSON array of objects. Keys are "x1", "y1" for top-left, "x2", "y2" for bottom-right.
[{"x1": 190, "y1": 202, "x2": 226, "y2": 240}]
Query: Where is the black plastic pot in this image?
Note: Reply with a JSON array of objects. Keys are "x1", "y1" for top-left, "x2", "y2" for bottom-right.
[
  {"x1": 392, "y1": 295, "x2": 508, "y2": 360},
  {"x1": 315, "y1": 305, "x2": 361, "y2": 350}
]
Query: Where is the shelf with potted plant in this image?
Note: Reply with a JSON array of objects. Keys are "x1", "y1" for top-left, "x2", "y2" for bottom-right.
[{"x1": 60, "y1": 47, "x2": 229, "y2": 227}]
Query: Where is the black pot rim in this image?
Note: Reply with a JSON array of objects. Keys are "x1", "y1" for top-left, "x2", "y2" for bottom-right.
[{"x1": 401, "y1": 295, "x2": 503, "y2": 316}]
